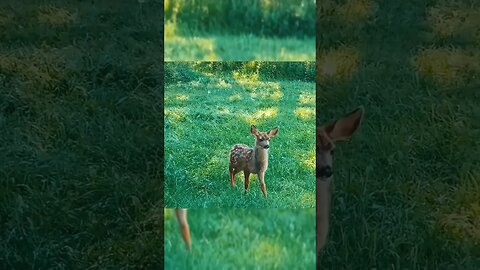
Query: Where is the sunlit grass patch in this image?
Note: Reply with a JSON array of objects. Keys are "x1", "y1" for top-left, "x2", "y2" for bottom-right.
[
  {"x1": 229, "y1": 93, "x2": 242, "y2": 101},
  {"x1": 165, "y1": 35, "x2": 219, "y2": 61},
  {"x1": 278, "y1": 49, "x2": 313, "y2": 61},
  {"x1": 252, "y1": 238, "x2": 283, "y2": 268},
  {"x1": 427, "y1": 3, "x2": 480, "y2": 40},
  {"x1": 37, "y1": 6, "x2": 76, "y2": 26},
  {"x1": 298, "y1": 149, "x2": 315, "y2": 171},
  {"x1": 243, "y1": 108, "x2": 279, "y2": 125},
  {"x1": 437, "y1": 175, "x2": 480, "y2": 244},
  {"x1": 165, "y1": 107, "x2": 187, "y2": 123},
  {"x1": 232, "y1": 70, "x2": 260, "y2": 84},
  {"x1": 175, "y1": 94, "x2": 189, "y2": 101},
  {"x1": 317, "y1": 47, "x2": 361, "y2": 81},
  {"x1": 414, "y1": 48, "x2": 480, "y2": 86},
  {"x1": 295, "y1": 107, "x2": 315, "y2": 121},
  {"x1": 440, "y1": 205, "x2": 480, "y2": 244},
  {"x1": 0, "y1": 48, "x2": 65, "y2": 91},
  {"x1": 299, "y1": 193, "x2": 315, "y2": 206},
  {"x1": 298, "y1": 92, "x2": 315, "y2": 105},
  {"x1": 336, "y1": 0, "x2": 377, "y2": 24}
]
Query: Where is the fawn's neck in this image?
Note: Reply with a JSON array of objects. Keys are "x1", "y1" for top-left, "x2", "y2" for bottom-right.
[{"x1": 253, "y1": 145, "x2": 269, "y2": 168}]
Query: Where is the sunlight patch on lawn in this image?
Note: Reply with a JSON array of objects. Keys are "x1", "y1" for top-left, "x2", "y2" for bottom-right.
[
  {"x1": 37, "y1": 6, "x2": 76, "y2": 26},
  {"x1": 229, "y1": 93, "x2": 242, "y2": 101},
  {"x1": 164, "y1": 208, "x2": 174, "y2": 220},
  {"x1": 175, "y1": 94, "x2": 189, "y2": 101},
  {"x1": 232, "y1": 71, "x2": 260, "y2": 85},
  {"x1": 427, "y1": 3, "x2": 480, "y2": 40},
  {"x1": 243, "y1": 108, "x2": 279, "y2": 125},
  {"x1": 295, "y1": 107, "x2": 315, "y2": 121},
  {"x1": 336, "y1": 0, "x2": 377, "y2": 24},
  {"x1": 299, "y1": 193, "x2": 315, "y2": 206},
  {"x1": 317, "y1": 47, "x2": 361, "y2": 81},
  {"x1": 0, "y1": 49, "x2": 63, "y2": 90},
  {"x1": 298, "y1": 149, "x2": 316, "y2": 171},
  {"x1": 217, "y1": 107, "x2": 231, "y2": 115},
  {"x1": 252, "y1": 238, "x2": 284, "y2": 268},
  {"x1": 165, "y1": 21, "x2": 219, "y2": 61},
  {"x1": 217, "y1": 79, "x2": 231, "y2": 88},
  {"x1": 298, "y1": 92, "x2": 315, "y2": 105},
  {"x1": 439, "y1": 205, "x2": 480, "y2": 245},
  {"x1": 278, "y1": 48, "x2": 312, "y2": 61},
  {"x1": 438, "y1": 173, "x2": 480, "y2": 244},
  {"x1": 413, "y1": 48, "x2": 480, "y2": 86},
  {"x1": 165, "y1": 107, "x2": 187, "y2": 123}
]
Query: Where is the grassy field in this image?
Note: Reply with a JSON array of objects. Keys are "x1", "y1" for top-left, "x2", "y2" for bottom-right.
[
  {"x1": 317, "y1": 0, "x2": 480, "y2": 269},
  {"x1": 164, "y1": 0, "x2": 315, "y2": 61},
  {"x1": 164, "y1": 208, "x2": 316, "y2": 270},
  {"x1": 0, "y1": 1, "x2": 164, "y2": 268},
  {"x1": 164, "y1": 62, "x2": 316, "y2": 208}
]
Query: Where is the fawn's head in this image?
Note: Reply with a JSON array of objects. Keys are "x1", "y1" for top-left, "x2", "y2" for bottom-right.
[
  {"x1": 317, "y1": 107, "x2": 364, "y2": 180},
  {"x1": 251, "y1": 125, "x2": 279, "y2": 149}
]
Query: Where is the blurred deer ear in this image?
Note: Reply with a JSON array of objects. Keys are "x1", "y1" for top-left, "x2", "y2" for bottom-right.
[
  {"x1": 251, "y1": 125, "x2": 259, "y2": 136},
  {"x1": 267, "y1": 127, "x2": 279, "y2": 137},
  {"x1": 325, "y1": 107, "x2": 364, "y2": 141}
]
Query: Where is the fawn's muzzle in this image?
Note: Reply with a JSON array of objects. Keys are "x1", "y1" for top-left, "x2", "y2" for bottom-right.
[
  {"x1": 317, "y1": 166, "x2": 333, "y2": 178},
  {"x1": 263, "y1": 145, "x2": 269, "y2": 149}
]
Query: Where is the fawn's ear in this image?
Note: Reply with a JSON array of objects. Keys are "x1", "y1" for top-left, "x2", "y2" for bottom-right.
[
  {"x1": 251, "y1": 125, "x2": 259, "y2": 136},
  {"x1": 268, "y1": 127, "x2": 279, "y2": 138},
  {"x1": 325, "y1": 107, "x2": 364, "y2": 142}
]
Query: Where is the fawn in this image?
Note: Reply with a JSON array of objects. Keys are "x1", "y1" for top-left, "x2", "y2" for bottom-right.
[
  {"x1": 229, "y1": 125, "x2": 279, "y2": 198},
  {"x1": 175, "y1": 209, "x2": 191, "y2": 250},
  {"x1": 316, "y1": 107, "x2": 364, "y2": 259}
]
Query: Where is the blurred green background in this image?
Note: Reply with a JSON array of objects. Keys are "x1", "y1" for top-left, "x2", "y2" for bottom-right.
[
  {"x1": 316, "y1": 0, "x2": 480, "y2": 268},
  {"x1": 0, "y1": 1, "x2": 163, "y2": 268},
  {"x1": 164, "y1": 208, "x2": 316, "y2": 270},
  {"x1": 165, "y1": 62, "x2": 316, "y2": 208},
  {"x1": 164, "y1": 0, "x2": 316, "y2": 61}
]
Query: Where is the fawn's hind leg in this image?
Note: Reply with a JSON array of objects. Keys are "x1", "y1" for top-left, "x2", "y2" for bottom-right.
[
  {"x1": 175, "y1": 209, "x2": 191, "y2": 250},
  {"x1": 229, "y1": 166, "x2": 236, "y2": 188},
  {"x1": 244, "y1": 170, "x2": 251, "y2": 194}
]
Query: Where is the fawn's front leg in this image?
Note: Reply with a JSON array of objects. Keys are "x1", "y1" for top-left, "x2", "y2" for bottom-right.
[
  {"x1": 244, "y1": 170, "x2": 251, "y2": 194},
  {"x1": 175, "y1": 209, "x2": 191, "y2": 250},
  {"x1": 258, "y1": 170, "x2": 267, "y2": 198}
]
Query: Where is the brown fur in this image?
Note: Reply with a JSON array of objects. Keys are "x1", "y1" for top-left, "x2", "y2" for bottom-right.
[
  {"x1": 316, "y1": 107, "x2": 364, "y2": 264},
  {"x1": 229, "y1": 125, "x2": 279, "y2": 198},
  {"x1": 175, "y1": 209, "x2": 191, "y2": 250}
]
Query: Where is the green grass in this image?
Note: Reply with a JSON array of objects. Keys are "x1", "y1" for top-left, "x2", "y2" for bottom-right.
[
  {"x1": 0, "y1": 1, "x2": 163, "y2": 268},
  {"x1": 317, "y1": 0, "x2": 480, "y2": 268},
  {"x1": 164, "y1": 208, "x2": 316, "y2": 270},
  {"x1": 164, "y1": 31, "x2": 315, "y2": 61},
  {"x1": 164, "y1": 0, "x2": 315, "y2": 61},
  {"x1": 164, "y1": 63, "x2": 315, "y2": 208}
]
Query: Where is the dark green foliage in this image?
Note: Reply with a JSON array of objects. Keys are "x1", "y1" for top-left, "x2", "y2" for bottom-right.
[{"x1": 165, "y1": 0, "x2": 315, "y2": 38}]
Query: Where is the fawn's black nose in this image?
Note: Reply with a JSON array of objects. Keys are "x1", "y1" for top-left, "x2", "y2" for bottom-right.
[
  {"x1": 317, "y1": 166, "x2": 333, "y2": 178},
  {"x1": 264, "y1": 145, "x2": 269, "y2": 149}
]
